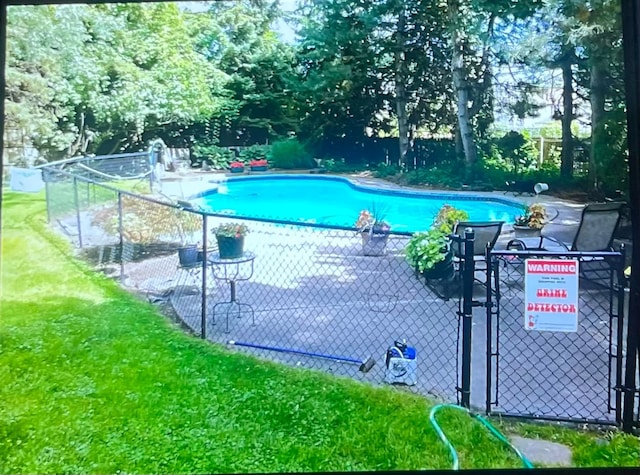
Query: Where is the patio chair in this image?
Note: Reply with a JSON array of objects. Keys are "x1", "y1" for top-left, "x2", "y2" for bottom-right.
[
  {"x1": 506, "y1": 202, "x2": 624, "y2": 253},
  {"x1": 506, "y1": 202, "x2": 625, "y2": 286},
  {"x1": 437, "y1": 221, "x2": 505, "y2": 297},
  {"x1": 452, "y1": 221, "x2": 505, "y2": 271}
]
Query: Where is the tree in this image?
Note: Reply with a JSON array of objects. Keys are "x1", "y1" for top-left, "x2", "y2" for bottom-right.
[
  {"x1": 445, "y1": 0, "x2": 542, "y2": 175},
  {"x1": 196, "y1": 0, "x2": 300, "y2": 145},
  {"x1": 5, "y1": 3, "x2": 223, "y2": 159}
]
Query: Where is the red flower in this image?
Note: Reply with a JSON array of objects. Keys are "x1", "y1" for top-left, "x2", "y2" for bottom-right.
[
  {"x1": 250, "y1": 159, "x2": 268, "y2": 167},
  {"x1": 230, "y1": 161, "x2": 245, "y2": 168}
]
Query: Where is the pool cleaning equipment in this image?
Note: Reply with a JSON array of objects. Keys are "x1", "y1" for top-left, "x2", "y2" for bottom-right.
[
  {"x1": 429, "y1": 404, "x2": 534, "y2": 470},
  {"x1": 384, "y1": 339, "x2": 417, "y2": 385},
  {"x1": 227, "y1": 340, "x2": 376, "y2": 373}
]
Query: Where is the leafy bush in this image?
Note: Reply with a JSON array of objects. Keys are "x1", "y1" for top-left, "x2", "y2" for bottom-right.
[
  {"x1": 496, "y1": 130, "x2": 537, "y2": 174},
  {"x1": 269, "y1": 139, "x2": 316, "y2": 169},
  {"x1": 405, "y1": 204, "x2": 468, "y2": 272},
  {"x1": 373, "y1": 162, "x2": 402, "y2": 178},
  {"x1": 433, "y1": 204, "x2": 469, "y2": 234},
  {"x1": 405, "y1": 230, "x2": 449, "y2": 272},
  {"x1": 238, "y1": 144, "x2": 271, "y2": 162},
  {"x1": 191, "y1": 143, "x2": 235, "y2": 169},
  {"x1": 92, "y1": 197, "x2": 201, "y2": 244},
  {"x1": 398, "y1": 162, "x2": 465, "y2": 188}
]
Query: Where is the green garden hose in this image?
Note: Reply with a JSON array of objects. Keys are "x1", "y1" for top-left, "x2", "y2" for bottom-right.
[{"x1": 429, "y1": 404, "x2": 535, "y2": 470}]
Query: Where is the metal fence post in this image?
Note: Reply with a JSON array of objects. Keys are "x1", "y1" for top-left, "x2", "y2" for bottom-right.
[
  {"x1": 44, "y1": 170, "x2": 51, "y2": 224},
  {"x1": 485, "y1": 243, "x2": 494, "y2": 415},
  {"x1": 73, "y1": 177, "x2": 83, "y2": 248},
  {"x1": 460, "y1": 228, "x2": 475, "y2": 408},
  {"x1": 117, "y1": 192, "x2": 124, "y2": 281},
  {"x1": 614, "y1": 247, "x2": 627, "y2": 424},
  {"x1": 201, "y1": 214, "x2": 208, "y2": 339}
]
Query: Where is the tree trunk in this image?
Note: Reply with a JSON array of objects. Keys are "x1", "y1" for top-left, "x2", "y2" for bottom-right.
[
  {"x1": 589, "y1": 62, "x2": 606, "y2": 191},
  {"x1": 560, "y1": 53, "x2": 574, "y2": 179},
  {"x1": 448, "y1": 0, "x2": 477, "y2": 176},
  {"x1": 395, "y1": 4, "x2": 409, "y2": 169}
]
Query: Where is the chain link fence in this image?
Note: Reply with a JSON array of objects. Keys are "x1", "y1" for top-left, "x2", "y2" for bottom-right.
[
  {"x1": 43, "y1": 167, "x2": 465, "y2": 403},
  {"x1": 40, "y1": 157, "x2": 640, "y2": 429},
  {"x1": 486, "y1": 249, "x2": 632, "y2": 424}
]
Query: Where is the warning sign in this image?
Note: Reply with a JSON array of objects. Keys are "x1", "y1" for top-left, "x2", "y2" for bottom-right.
[{"x1": 524, "y1": 258, "x2": 579, "y2": 332}]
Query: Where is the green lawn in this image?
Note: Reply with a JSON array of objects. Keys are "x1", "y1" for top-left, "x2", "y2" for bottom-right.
[{"x1": 1, "y1": 191, "x2": 638, "y2": 473}]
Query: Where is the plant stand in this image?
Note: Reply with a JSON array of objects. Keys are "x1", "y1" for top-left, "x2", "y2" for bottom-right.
[{"x1": 209, "y1": 251, "x2": 256, "y2": 333}]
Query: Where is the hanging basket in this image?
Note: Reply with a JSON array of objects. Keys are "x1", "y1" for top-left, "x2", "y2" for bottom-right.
[{"x1": 216, "y1": 236, "x2": 245, "y2": 259}]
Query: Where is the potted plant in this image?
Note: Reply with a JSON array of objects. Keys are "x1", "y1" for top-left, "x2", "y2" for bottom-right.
[
  {"x1": 355, "y1": 208, "x2": 391, "y2": 256},
  {"x1": 405, "y1": 204, "x2": 469, "y2": 280},
  {"x1": 229, "y1": 161, "x2": 245, "y2": 173},
  {"x1": 249, "y1": 158, "x2": 269, "y2": 172},
  {"x1": 513, "y1": 203, "x2": 546, "y2": 238},
  {"x1": 405, "y1": 229, "x2": 454, "y2": 279},
  {"x1": 212, "y1": 222, "x2": 250, "y2": 259}
]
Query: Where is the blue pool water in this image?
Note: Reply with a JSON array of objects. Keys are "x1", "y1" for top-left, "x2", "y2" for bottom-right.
[{"x1": 192, "y1": 175, "x2": 523, "y2": 233}]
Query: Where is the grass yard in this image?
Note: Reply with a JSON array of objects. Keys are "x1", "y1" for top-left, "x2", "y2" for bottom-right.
[{"x1": 1, "y1": 190, "x2": 638, "y2": 473}]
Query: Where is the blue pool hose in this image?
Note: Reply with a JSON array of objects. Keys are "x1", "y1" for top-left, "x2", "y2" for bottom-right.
[{"x1": 429, "y1": 404, "x2": 535, "y2": 470}]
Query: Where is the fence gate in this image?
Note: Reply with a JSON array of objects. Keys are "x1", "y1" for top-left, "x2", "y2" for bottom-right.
[{"x1": 485, "y1": 249, "x2": 626, "y2": 425}]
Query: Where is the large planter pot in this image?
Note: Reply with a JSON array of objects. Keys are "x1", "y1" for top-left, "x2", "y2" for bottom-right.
[
  {"x1": 421, "y1": 250, "x2": 455, "y2": 280},
  {"x1": 230, "y1": 167, "x2": 244, "y2": 174},
  {"x1": 360, "y1": 231, "x2": 389, "y2": 256},
  {"x1": 250, "y1": 165, "x2": 268, "y2": 172},
  {"x1": 178, "y1": 245, "x2": 200, "y2": 267},
  {"x1": 513, "y1": 225, "x2": 542, "y2": 239},
  {"x1": 217, "y1": 235, "x2": 245, "y2": 259}
]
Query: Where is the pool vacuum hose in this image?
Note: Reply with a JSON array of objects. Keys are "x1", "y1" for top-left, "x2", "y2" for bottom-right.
[{"x1": 227, "y1": 340, "x2": 376, "y2": 373}]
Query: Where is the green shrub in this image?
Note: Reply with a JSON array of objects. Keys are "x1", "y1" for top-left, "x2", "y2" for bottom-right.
[
  {"x1": 238, "y1": 144, "x2": 271, "y2": 162},
  {"x1": 373, "y1": 162, "x2": 402, "y2": 178},
  {"x1": 399, "y1": 162, "x2": 465, "y2": 188},
  {"x1": 319, "y1": 158, "x2": 366, "y2": 173},
  {"x1": 191, "y1": 143, "x2": 235, "y2": 169},
  {"x1": 496, "y1": 130, "x2": 537, "y2": 174},
  {"x1": 269, "y1": 139, "x2": 316, "y2": 169}
]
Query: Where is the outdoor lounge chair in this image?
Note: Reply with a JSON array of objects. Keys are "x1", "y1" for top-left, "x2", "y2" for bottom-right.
[{"x1": 506, "y1": 202, "x2": 624, "y2": 253}]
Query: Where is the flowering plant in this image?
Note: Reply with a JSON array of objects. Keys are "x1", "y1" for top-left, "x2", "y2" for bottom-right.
[
  {"x1": 249, "y1": 158, "x2": 268, "y2": 167},
  {"x1": 355, "y1": 209, "x2": 390, "y2": 233},
  {"x1": 514, "y1": 203, "x2": 546, "y2": 229},
  {"x1": 212, "y1": 222, "x2": 249, "y2": 238},
  {"x1": 229, "y1": 161, "x2": 245, "y2": 169}
]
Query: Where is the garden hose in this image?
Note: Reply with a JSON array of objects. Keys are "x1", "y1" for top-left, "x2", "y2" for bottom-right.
[{"x1": 429, "y1": 404, "x2": 535, "y2": 470}]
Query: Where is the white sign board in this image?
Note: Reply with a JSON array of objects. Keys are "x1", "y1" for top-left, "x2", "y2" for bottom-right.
[{"x1": 524, "y1": 258, "x2": 579, "y2": 332}]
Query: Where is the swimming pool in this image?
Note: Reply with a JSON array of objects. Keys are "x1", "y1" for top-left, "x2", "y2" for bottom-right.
[{"x1": 191, "y1": 175, "x2": 523, "y2": 233}]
